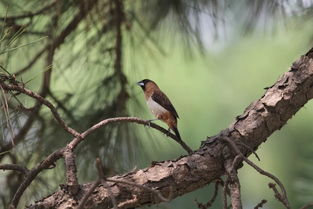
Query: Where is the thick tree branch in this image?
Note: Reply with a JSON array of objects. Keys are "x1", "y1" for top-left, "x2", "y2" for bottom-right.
[{"x1": 26, "y1": 48, "x2": 313, "y2": 208}]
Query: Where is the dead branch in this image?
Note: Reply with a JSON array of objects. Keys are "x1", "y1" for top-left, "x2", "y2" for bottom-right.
[
  {"x1": 195, "y1": 179, "x2": 222, "y2": 209},
  {"x1": 268, "y1": 183, "x2": 290, "y2": 209},
  {"x1": 223, "y1": 137, "x2": 290, "y2": 209},
  {"x1": 236, "y1": 141, "x2": 260, "y2": 161}
]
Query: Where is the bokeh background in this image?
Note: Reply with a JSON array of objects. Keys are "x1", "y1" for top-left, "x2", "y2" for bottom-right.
[{"x1": 1, "y1": 1, "x2": 313, "y2": 208}]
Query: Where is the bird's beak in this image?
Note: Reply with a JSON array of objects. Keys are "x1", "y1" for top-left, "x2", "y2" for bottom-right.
[{"x1": 137, "y1": 81, "x2": 144, "y2": 87}]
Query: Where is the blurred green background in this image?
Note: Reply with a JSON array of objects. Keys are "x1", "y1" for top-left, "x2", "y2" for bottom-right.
[{"x1": 1, "y1": 1, "x2": 313, "y2": 209}]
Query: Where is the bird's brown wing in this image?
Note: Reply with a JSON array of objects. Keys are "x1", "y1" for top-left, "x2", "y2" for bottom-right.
[{"x1": 151, "y1": 91, "x2": 179, "y2": 119}]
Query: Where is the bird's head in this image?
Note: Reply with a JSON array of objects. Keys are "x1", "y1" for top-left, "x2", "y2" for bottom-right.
[{"x1": 137, "y1": 79, "x2": 155, "y2": 91}]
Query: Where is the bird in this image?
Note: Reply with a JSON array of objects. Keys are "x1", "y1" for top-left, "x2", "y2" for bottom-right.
[{"x1": 137, "y1": 79, "x2": 192, "y2": 153}]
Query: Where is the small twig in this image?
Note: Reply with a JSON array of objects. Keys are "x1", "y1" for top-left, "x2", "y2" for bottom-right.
[
  {"x1": 254, "y1": 199, "x2": 267, "y2": 209},
  {"x1": 0, "y1": 164, "x2": 28, "y2": 174},
  {"x1": 76, "y1": 180, "x2": 100, "y2": 209},
  {"x1": 77, "y1": 158, "x2": 117, "y2": 209},
  {"x1": 195, "y1": 179, "x2": 222, "y2": 209},
  {"x1": 299, "y1": 202, "x2": 313, "y2": 209},
  {"x1": 268, "y1": 183, "x2": 290, "y2": 209},
  {"x1": 236, "y1": 141, "x2": 260, "y2": 161},
  {"x1": 48, "y1": 91, "x2": 77, "y2": 123},
  {"x1": 223, "y1": 137, "x2": 290, "y2": 209}
]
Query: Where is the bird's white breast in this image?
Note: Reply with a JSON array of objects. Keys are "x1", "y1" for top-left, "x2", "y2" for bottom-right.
[{"x1": 146, "y1": 97, "x2": 167, "y2": 117}]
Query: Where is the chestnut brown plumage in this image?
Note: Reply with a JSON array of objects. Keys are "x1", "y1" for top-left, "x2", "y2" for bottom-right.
[{"x1": 137, "y1": 79, "x2": 192, "y2": 154}]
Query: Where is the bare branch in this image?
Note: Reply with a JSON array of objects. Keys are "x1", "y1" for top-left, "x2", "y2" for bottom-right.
[
  {"x1": 268, "y1": 183, "x2": 290, "y2": 209},
  {"x1": 236, "y1": 141, "x2": 260, "y2": 161},
  {"x1": 0, "y1": 164, "x2": 28, "y2": 174},
  {"x1": 68, "y1": 116, "x2": 191, "y2": 153},
  {"x1": 195, "y1": 179, "x2": 222, "y2": 209},
  {"x1": 223, "y1": 137, "x2": 290, "y2": 209}
]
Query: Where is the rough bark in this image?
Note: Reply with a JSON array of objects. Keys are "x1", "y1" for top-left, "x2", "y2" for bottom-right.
[{"x1": 27, "y1": 48, "x2": 313, "y2": 209}]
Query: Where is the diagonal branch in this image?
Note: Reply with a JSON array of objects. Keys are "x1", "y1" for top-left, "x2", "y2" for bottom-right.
[{"x1": 27, "y1": 48, "x2": 313, "y2": 209}]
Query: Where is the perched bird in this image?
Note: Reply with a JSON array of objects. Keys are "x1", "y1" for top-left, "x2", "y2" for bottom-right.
[{"x1": 137, "y1": 79, "x2": 192, "y2": 153}]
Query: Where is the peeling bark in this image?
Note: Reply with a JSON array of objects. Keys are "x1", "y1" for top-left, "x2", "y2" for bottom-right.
[{"x1": 27, "y1": 48, "x2": 313, "y2": 209}]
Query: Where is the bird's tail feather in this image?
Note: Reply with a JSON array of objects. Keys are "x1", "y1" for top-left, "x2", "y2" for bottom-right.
[{"x1": 172, "y1": 126, "x2": 182, "y2": 141}]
